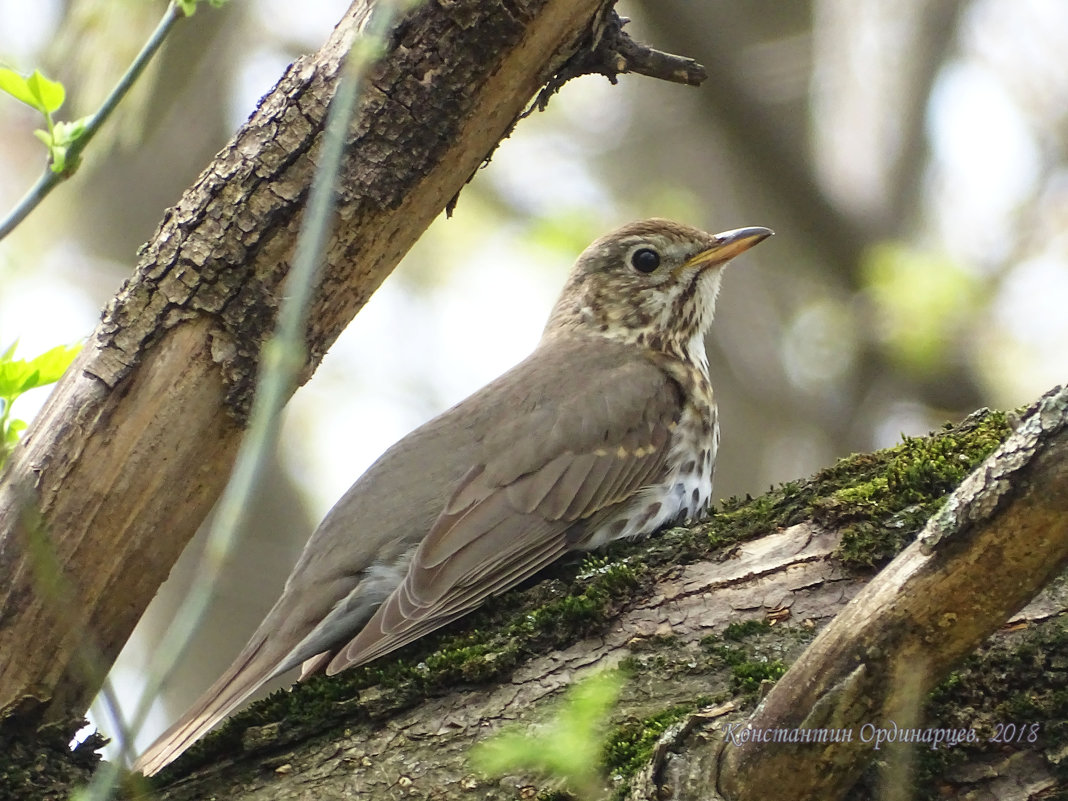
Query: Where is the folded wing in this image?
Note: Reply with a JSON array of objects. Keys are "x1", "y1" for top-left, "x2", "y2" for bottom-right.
[{"x1": 327, "y1": 353, "x2": 681, "y2": 673}]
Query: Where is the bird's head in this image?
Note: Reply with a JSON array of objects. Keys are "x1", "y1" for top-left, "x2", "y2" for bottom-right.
[{"x1": 544, "y1": 218, "x2": 773, "y2": 365}]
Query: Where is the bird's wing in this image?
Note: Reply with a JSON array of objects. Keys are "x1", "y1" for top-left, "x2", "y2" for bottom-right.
[{"x1": 326, "y1": 350, "x2": 682, "y2": 673}]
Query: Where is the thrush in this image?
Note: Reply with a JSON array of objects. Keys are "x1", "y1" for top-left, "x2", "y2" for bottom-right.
[{"x1": 133, "y1": 218, "x2": 772, "y2": 775}]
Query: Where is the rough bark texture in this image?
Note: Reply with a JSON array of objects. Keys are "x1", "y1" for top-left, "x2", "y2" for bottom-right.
[
  {"x1": 127, "y1": 394, "x2": 1065, "y2": 801},
  {"x1": 718, "y1": 385, "x2": 1068, "y2": 800},
  {"x1": 0, "y1": 0, "x2": 626, "y2": 724},
  {"x1": 151, "y1": 525, "x2": 857, "y2": 801},
  {"x1": 1, "y1": 401, "x2": 1065, "y2": 800}
]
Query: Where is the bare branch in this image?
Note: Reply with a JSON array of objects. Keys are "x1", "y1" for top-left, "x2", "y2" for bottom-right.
[{"x1": 532, "y1": 10, "x2": 706, "y2": 112}]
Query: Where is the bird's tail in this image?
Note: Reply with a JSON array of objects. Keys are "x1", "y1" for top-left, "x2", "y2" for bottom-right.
[{"x1": 131, "y1": 632, "x2": 288, "y2": 776}]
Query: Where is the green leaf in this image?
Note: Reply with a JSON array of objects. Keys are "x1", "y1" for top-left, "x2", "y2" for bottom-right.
[
  {"x1": 33, "y1": 127, "x2": 67, "y2": 173},
  {"x1": 24, "y1": 344, "x2": 81, "y2": 385},
  {"x1": 31, "y1": 119, "x2": 87, "y2": 174},
  {"x1": 0, "y1": 360, "x2": 37, "y2": 399},
  {"x1": 176, "y1": 0, "x2": 227, "y2": 14},
  {"x1": 17, "y1": 369, "x2": 42, "y2": 395},
  {"x1": 471, "y1": 670, "x2": 622, "y2": 797},
  {"x1": 0, "y1": 68, "x2": 38, "y2": 110},
  {"x1": 53, "y1": 117, "x2": 89, "y2": 146},
  {"x1": 26, "y1": 69, "x2": 65, "y2": 113},
  {"x1": 0, "y1": 68, "x2": 64, "y2": 114},
  {"x1": 46, "y1": 118, "x2": 89, "y2": 174},
  {"x1": 0, "y1": 344, "x2": 80, "y2": 398}
]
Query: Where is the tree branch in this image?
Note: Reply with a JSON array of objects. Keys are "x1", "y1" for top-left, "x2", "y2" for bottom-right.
[
  {"x1": 712, "y1": 386, "x2": 1068, "y2": 800},
  {"x1": 0, "y1": 2, "x2": 186, "y2": 241},
  {"x1": 4, "y1": 397, "x2": 1065, "y2": 799},
  {"x1": 127, "y1": 393, "x2": 1064, "y2": 801},
  {"x1": 532, "y1": 10, "x2": 706, "y2": 111}
]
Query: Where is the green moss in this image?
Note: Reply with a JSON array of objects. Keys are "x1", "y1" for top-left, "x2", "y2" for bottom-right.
[
  {"x1": 706, "y1": 478, "x2": 811, "y2": 546},
  {"x1": 601, "y1": 691, "x2": 721, "y2": 800},
  {"x1": 535, "y1": 791, "x2": 575, "y2": 801},
  {"x1": 697, "y1": 409, "x2": 1011, "y2": 568},
  {"x1": 699, "y1": 622, "x2": 816, "y2": 701},
  {"x1": 705, "y1": 644, "x2": 787, "y2": 694},
  {"x1": 602, "y1": 704, "x2": 694, "y2": 779},
  {"x1": 730, "y1": 658, "x2": 788, "y2": 693},
  {"x1": 722, "y1": 620, "x2": 773, "y2": 642},
  {"x1": 904, "y1": 617, "x2": 1068, "y2": 800},
  {"x1": 158, "y1": 547, "x2": 649, "y2": 781},
  {"x1": 0, "y1": 717, "x2": 104, "y2": 801}
]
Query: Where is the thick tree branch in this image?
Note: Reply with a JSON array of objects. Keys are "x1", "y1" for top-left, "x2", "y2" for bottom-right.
[
  {"x1": 0, "y1": 0, "x2": 706, "y2": 726},
  {"x1": 613, "y1": 387, "x2": 1068, "y2": 801},
  {"x1": 716, "y1": 387, "x2": 1068, "y2": 800},
  {"x1": 124, "y1": 394, "x2": 1064, "y2": 801},
  {"x1": 4, "y1": 399, "x2": 1065, "y2": 799}
]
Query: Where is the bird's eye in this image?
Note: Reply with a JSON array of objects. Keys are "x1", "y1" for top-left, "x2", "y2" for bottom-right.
[{"x1": 631, "y1": 247, "x2": 661, "y2": 273}]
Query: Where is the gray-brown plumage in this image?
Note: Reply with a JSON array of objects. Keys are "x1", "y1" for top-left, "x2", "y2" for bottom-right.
[{"x1": 133, "y1": 219, "x2": 772, "y2": 776}]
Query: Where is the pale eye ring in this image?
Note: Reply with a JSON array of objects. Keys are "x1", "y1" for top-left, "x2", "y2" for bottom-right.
[{"x1": 631, "y1": 247, "x2": 661, "y2": 273}]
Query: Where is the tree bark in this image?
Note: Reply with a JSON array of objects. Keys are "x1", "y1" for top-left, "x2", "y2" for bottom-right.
[
  {"x1": 122, "y1": 391, "x2": 1065, "y2": 801},
  {"x1": 717, "y1": 386, "x2": 1068, "y2": 800},
  {"x1": 3, "y1": 396, "x2": 1064, "y2": 799},
  {"x1": 0, "y1": 0, "x2": 698, "y2": 726}
]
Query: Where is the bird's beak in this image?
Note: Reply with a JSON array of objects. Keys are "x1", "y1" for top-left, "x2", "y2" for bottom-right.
[{"x1": 681, "y1": 226, "x2": 774, "y2": 271}]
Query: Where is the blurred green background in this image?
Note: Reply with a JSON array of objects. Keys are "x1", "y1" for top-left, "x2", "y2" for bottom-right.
[{"x1": 1, "y1": 0, "x2": 1065, "y2": 753}]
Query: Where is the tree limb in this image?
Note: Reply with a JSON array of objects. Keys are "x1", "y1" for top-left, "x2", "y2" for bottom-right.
[
  {"x1": 3, "y1": 399, "x2": 1064, "y2": 799},
  {"x1": 531, "y1": 10, "x2": 706, "y2": 111},
  {"x1": 712, "y1": 386, "x2": 1068, "y2": 800},
  {"x1": 126, "y1": 394, "x2": 1064, "y2": 801}
]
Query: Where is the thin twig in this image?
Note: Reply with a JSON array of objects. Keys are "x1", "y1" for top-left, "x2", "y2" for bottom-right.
[
  {"x1": 531, "y1": 10, "x2": 706, "y2": 113},
  {"x1": 0, "y1": 2, "x2": 184, "y2": 242}
]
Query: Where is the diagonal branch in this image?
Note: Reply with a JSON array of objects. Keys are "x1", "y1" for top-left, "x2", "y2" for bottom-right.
[{"x1": 716, "y1": 385, "x2": 1068, "y2": 800}]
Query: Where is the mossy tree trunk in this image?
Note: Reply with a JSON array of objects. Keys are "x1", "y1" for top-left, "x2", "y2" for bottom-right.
[
  {"x1": 4, "y1": 395, "x2": 1066, "y2": 798},
  {"x1": 139, "y1": 390, "x2": 1067, "y2": 800}
]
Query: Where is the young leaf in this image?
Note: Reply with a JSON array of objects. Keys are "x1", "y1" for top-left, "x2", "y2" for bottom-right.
[
  {"x1": 43, "y1": 118, "x2": 90, "y2": 174},
  {"x1": 0, "y1": 68, "x2": 38, "y2": 110},
  {"x1": 0, "y1": 343, "x2": 80, "y2": 397},
  {"x1": 471, "y1": 670, "x2": 623, "y2": 799},
  {"x1": 24, "y1": 344, "x2": 81, "y2": 386},
  {"x1": 55, "y1": 117, "x2": 89, "y2": 144},
  {"x1": 0, "y1": 359, "x2": 37, "y2": 399},
  {"x1": 0, "y1": 68, "x2": 65, "y2": 114},
  {"x1": 26, "y1": 69, "x2": 65, "y2": 113}
]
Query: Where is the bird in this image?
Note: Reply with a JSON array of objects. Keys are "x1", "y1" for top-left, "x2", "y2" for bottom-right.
[{"x1": 133, "y1": 218, "x2": 772, "y2": 775}]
